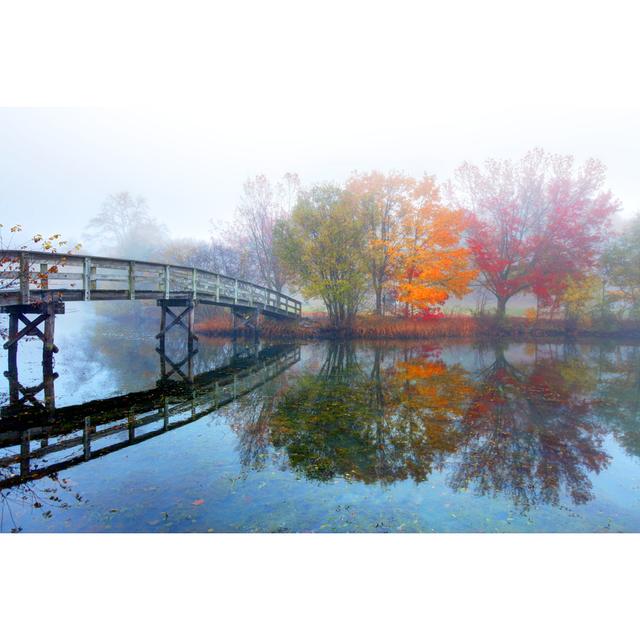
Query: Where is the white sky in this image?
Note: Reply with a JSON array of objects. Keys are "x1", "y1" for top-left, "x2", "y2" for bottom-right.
[{"x1": 1, "y1": 0, "x2": 638, "y2": 249}]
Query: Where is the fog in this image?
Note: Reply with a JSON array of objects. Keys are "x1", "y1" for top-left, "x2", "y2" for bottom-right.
[{"x1": 1, "y1": 1, "x2": 638, "y2": 249}]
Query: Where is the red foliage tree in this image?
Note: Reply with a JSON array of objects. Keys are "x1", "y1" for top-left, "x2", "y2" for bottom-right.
[{"x1": 452, "y1": 149, "x2": 619, "y2": 319}]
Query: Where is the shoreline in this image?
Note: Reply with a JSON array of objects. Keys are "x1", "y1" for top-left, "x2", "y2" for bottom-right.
[{"x1": 195, "y1": 316, "x2": 640, "y2": 341}]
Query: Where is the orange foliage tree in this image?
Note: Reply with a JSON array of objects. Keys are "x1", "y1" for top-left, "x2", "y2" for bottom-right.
[{"x1": 387, "y1": 176, "x2": 477, "y2": 316}]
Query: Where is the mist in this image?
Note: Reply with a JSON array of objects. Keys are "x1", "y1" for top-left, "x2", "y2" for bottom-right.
[
  {"x1": 1, "y1": 104, "x2": 638, "y2": 252},
  {"x1": 1, "y1": 1, "x2": 639, "y2": 247}
]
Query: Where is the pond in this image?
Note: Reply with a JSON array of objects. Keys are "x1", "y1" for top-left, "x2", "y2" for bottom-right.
[{"x1": 2, "y1": 308, "x2": 640, "y2": 532}]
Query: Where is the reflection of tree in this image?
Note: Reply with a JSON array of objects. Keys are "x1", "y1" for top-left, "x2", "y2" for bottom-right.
[
  {"x1": 264, "y1": 342, "x2": 473, "y2": 484},
  {"x1": 0, "y1": 472, "x2": 83, "y2": 533},
  {"x1": 228, "y1": 383, "x2": 288, "y2": 472},
  {"x1": 269, "y1": 342, "x2": 376, "y2": 482},
  {"x1": 371, "y1": 348, "x2": 473, "y2": 483},
  {"x1": 594, "y1": 344, "x2": 640, "y2": 458},
  {"x1": 219, "y1": 340, "x2": 613, "y2": 512},
  {"x1": 450, "y1": 346, "x2": 609, "y2": 511}
]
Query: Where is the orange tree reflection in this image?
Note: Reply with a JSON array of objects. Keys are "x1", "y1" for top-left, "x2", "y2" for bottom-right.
[{"x1": 267, "y1": 342, "x2": 472, "y2": 484}]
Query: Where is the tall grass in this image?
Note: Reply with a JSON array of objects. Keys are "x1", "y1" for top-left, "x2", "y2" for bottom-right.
[
  {"x1": 195, "y1": 310, "x2": 640, "y2": 340},
  {"x1": 350, "y1": 315, "x2": 478, "y2": 338},
  {"x1": 196, "y1": 311, "x2": 640, "y2": 340},
  {"x1": 196, "y1": 313, "x2": 478, "y2": 339}
]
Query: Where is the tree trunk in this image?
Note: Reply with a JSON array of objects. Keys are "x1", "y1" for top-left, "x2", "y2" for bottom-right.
[
  {"x1": 374, "y1": 287, "x2": 383, "y2": 315},
  {"x1": 496, "y1": 296, "x2": 508, "y2": 321}
]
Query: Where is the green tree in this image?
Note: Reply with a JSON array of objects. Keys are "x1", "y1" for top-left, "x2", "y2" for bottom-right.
[
  {"x1": 274, "y1": 184, "x2": 369, "y2": 328},
  {"x1": 601, "y1": 212, "x2": 640, "y2": 319}
]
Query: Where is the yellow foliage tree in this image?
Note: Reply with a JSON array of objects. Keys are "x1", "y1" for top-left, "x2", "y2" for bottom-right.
[
  {"x1": 562, "y1": 273, "x2": 605, "y2": 324},
  {"x1": 347, "y1": 171, "x2": 415, "y2": 315}
]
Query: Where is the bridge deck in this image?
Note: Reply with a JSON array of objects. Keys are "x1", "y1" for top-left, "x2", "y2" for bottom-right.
[{"x1": 0, "y1": 250, "x2": 301, "y2": 318}]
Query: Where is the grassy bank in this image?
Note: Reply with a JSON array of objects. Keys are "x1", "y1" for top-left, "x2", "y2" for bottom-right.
[{"x1": 195, "y1": 313, "x2": 640, "y2": 340}]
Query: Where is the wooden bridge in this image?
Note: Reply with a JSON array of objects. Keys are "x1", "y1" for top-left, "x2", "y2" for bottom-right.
[
  {"x1": 0, "y1": 249, "x2": 303, "y2": 500},
  {"x1": 0, "y1": 343, "x2": 301, "y2": 490},
  {"x1": 0, "y1": 249, "x2": 302, "y2": 365},
  {"x1": 0, "y1": 249, "x2": 301, "y2": 316}
]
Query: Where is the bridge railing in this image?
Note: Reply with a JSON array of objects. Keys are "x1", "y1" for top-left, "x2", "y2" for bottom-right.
[{"x1": 0, "y1": 250, "x2": 301, "y2": 317}]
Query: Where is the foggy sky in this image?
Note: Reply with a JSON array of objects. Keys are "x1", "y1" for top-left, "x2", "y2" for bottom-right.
[{"x1": 1, "y1": 2, "x2": 638, "y2": 252}]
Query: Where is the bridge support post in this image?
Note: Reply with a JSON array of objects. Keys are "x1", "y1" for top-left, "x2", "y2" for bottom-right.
[
  {"x1": 1, "y1": 304, "x2": 60, "y2": 414},
  {"x1": 156, "y1": 298, "x2": 199, "y2": 384},
  {"x1": 231, "y1": 307, "x2": 260, "y2": 338},
  {"x1": 1, "y1": 302, "x2": 63, "y2": 411}
]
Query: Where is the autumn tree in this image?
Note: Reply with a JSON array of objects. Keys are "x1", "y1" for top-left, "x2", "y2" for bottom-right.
[
  {"x1": 451, "y1": 149, "x2": 619, "y2": 320},
  {"x1": 154, "y1": 236, "x2": 256, "y2": 280},
  {"x1": 601, "y1": 212, "x2": 640, "y2": 319},
  {"x1": 347, "y1": 171, "x2": 414, "y2": 314},
  {"x1": 0, "y1": 223, "x2": 81, "y2": 296},
  {"x1": 85, "y1": 192, "x2": 167, "y2": 259},
  {"x1": 234, "y1": 173, "x2": 299, "y2": 293},
  {"x1": 560, "y1": 273, "x2": 605, "y2": 324},
  {"x1": 388, "y1": 176, "x2": 476, "y2": 316},
  {"x1": 274, "y1": 184, "x2": 369, "y2": 329}
]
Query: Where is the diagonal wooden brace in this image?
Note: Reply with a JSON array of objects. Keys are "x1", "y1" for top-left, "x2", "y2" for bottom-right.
[
  {"x1": 18, "y1": 313, "x2": 60, "y2": 353},
  {"x1": 156, "y1": 304, "x2": 200, "y2": 340},
  {"x1": 156, "y1": 306, "x2": 189, "y2": 337},
  {"x1": 156, "y1": 348, "x2": 197, "y2": 383},
  {"x1": 3, "y1": 314, "x2": 45, "y2": 349},
  {"x1": 2, "y1": 311, "x2": 59, "y2": 353}
]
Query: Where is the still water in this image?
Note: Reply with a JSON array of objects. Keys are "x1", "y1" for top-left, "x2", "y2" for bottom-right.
[{"x1": 2, "y1": 307, "x2": 640, "y2": 532}]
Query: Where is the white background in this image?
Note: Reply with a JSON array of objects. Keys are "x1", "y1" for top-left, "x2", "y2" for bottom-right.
[{"x1": 2, "y1": 1, "x2": 639, "y2": 638}]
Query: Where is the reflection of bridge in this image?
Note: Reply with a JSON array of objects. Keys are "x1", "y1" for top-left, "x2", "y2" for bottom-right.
[
  {"x1": 0, "y1": 250, "x2": 302, "y2": 373},
  {"x1": 0, "y1": 343, "x2": 300, "y2": 490}
]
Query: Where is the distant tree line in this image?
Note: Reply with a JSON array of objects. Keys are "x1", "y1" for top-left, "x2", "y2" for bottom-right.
[{"x1": 84, "y1": 148, "x2": 639, "y2": 329}]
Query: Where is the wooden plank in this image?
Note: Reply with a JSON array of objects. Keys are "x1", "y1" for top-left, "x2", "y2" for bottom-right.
[
  {"x1": 19, "y1": 253, "x2": 30, "y2": 303},
  {"x1": 3, "y1": 314, "x2": 46, "y2": 349},
  {"x1": 90, "y1": 258, "x2": 129, "y2": 270},
  {"x1": 129, "y1": 261, "x2": 135, "y2": 299},
  {"x1": 34, "y1": 272, "x2": 83, "y2": 281},
  {"x1": 83, "y1": 257, "x2": 91, "y2": 300}
]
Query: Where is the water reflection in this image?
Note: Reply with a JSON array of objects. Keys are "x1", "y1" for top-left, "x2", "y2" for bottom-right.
[
  {"x1": 0, "y1": 341, "x2": 300, "y2": 490},
  {"x1": 594, "y1": 344, "x2": 640, "y2": 458},
  {"x1": 4, "y1": 321, "x2": 640, "y2": 531},
  {"x1": 264, "y1": 343, "x2": 473, "y2": 484},
  {"x1": 449, "y1": 345, "x2": 609, "y2": 511},
  {"x1": 232, "y1": 341, "x2": 620, "y2": 512}
]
